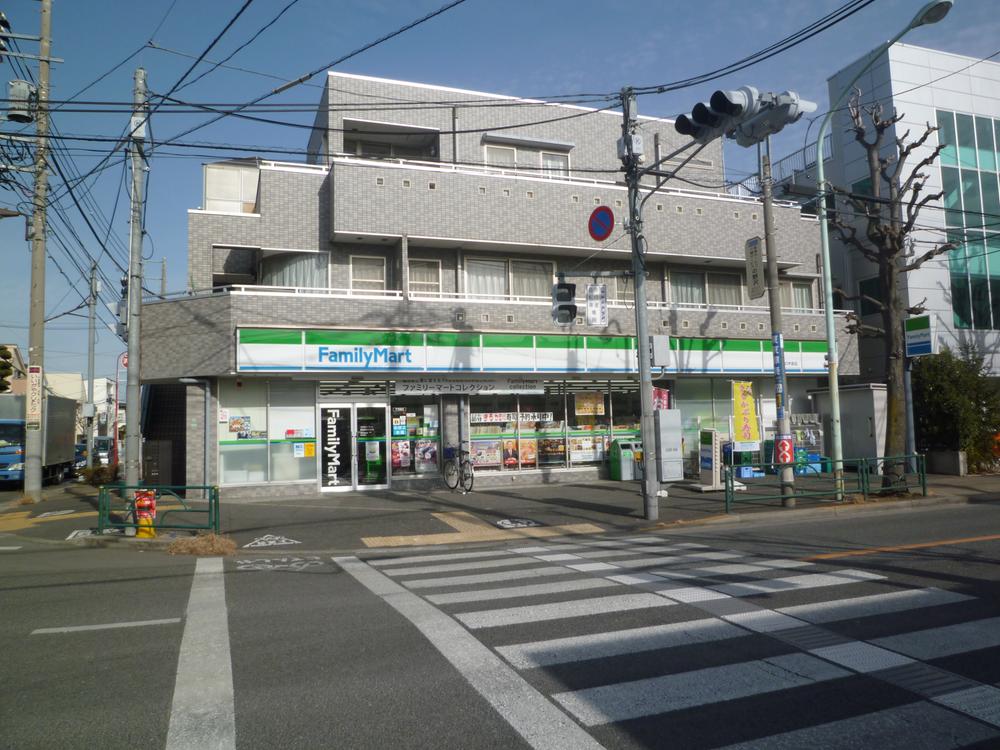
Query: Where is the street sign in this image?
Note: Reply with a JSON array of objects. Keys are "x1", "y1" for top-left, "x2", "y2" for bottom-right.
[
  {"x1": 585, "y1": 283, "x2": 608, "y2": 325},
  {"x1": 26, "y1": 365, "x2": 41, "y2": 431},
  {"x1": 905, "y1": 314, "x2": 938, "y2": 358},
  {"x1": 775, "y1": 434, "x2": 795, "y2": 464},
  {"x1": 745, "y1": 236, "x2": 766, "y2": 299},
  {"x1": 588, "y1": 206, "x2": 614, "y2": 241},
  {"x1": 120, "y1": 353, "x2": 128, "y2": 367}
]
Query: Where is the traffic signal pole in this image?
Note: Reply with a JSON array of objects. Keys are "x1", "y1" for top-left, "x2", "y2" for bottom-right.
[
  {"x1": 759, "y1": 140, "x2": 795, "y2": 506},
  {"x1": 124, "y1": 68, "x2": 147, "y2": 488},
  {"x1": 86, "y1": 263, "x2": 97, "y2": 470},
  {"x1": 620, "y1": 88, "x2": 658, "y2": 521}
]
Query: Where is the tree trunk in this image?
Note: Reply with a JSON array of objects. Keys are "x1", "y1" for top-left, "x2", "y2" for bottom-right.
[{"x1": 881, "y1": 260, "x2": 907, "y2": 487}]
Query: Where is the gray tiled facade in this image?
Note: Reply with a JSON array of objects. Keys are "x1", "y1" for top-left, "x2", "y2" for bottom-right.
[{"x1": 144, "y1": 72, "x2": 856, "y2": 495}]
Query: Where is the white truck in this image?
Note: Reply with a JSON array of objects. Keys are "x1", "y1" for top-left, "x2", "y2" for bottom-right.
[{"x1": 0, "y1": 393, "x2": 76, "y2": 485}]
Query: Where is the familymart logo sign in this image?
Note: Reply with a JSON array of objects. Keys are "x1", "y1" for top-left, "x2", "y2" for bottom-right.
[{"x1": 317, "y1": 345, "x2": 415, "y2": 368}]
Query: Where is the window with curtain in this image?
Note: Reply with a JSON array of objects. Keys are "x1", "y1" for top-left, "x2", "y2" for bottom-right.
[
  {"x1": 706, "y1": 273, "x2": 742, "y2": 307},
  {"x1": 409, "y1": 259, "x2": 441, "y2": 295},
  {"x1": 670, "y1": 271, "x2": 706, "y2": 305},
  {"x1": 466, "y1": 258, "x2": 508, "y2": 297},
  {"x1": 541, "y1": 152, "x2": 569, "y2": 177},
  {"x1": 511, "y1": 261, "x2": 552, "y2": 298},
  {"x1": 260, "y1": 252, "x2": 328, "y2": 289},
  {"x1": 615, "y1": 275, "x2": 634, "y2": 302},
  {"x1": 204, "y1": 164, "x2": 259, "y2": 213},
  {"x1": 351, "y1": 256, "x2": 386, "y2": 291},
  {"x1": 780, "y1": 281, "x2": 814, "y2": 311},
  {"x1": 486, "y1": 145, "x2": 516, "y2": 168}
]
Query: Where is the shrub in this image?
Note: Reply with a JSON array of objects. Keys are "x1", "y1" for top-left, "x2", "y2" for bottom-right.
[{"x1": 79, "y1": 463, "x2": 119, "y2": 487}]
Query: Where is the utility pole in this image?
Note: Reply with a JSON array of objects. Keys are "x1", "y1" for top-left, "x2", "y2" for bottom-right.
[
  {"x1": 85, "y1": 263, "x2": 97, "y2": 470},
  {"x1": 760, "y1": 139, "x2": 795, "y2": 507},
  {"x1": 23, "y1": 0, "x2": 52, "y2": 503},
  {"x1": 124, "y1": 68, "x2": 147, "y2": 488},
  {"x1": 620, "y1": 88, "x2": 658, "y2": 521},
  {"x1": 160, "y1": 257, "x2": 167, "y2": 297}
]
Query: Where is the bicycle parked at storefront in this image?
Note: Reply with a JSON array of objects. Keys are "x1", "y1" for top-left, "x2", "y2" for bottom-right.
[{"x1": 443, "y1": 443, "x2": 474, "y2": 493}]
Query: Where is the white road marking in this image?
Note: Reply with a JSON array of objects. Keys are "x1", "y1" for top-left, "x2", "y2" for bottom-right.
[
  {"x1": 534, "y1": 553, "x2": 581, "y2": 562},
  {"x1": 455, "y1": 593, "x2": 675, "y2": 629},
  {"x1": 715, "y1": 701, "x2": 1000, "y2": 750},
  {"x1": 698, "y1": 563, "x2": 770, "y2": 575},
  {"x1": 166, "y1": 557, "x2": 235, "y2": 750},
  {"x1": 566, "y1": 562, "x2": 620, "y2": 572},
  {"x1": 658, "y1": 587, "x2": 732, "y2": 603},
  {"x1": 933, "y1": 685, "x2": 1000, "y2": 728},
  {"x1": 719, "y1": 610, "x2": 806, "y2": 633},
  {"x1": 553, "y1": 653, "x2": 849, "y2": 726},
  {"x1": 777, "y1": 587, "x2": 973, "y2": 624},
  {"x1": 369, "y1": 550, "x2": 512, "y2": 566},
  {"x1": 335, "y1": 556, "x2": 605, "y2": 750},
  {"x1": 32, "y1": 618, "x2": 181, "y2": 635},
  {"x1": 497, "y1": 618, "x2": 747, "y2": 669},
  {"x1": 810, "y1": 641, "x2": 915, "y2": 673},
  {"x1": 426, "y1": 578, "x2": 619, "y2": 605},
  {"x1": 37, "y1": 509, "x2": 75, "y2": 518},
  {"x1": 383, "y1": 557, "x2": 539, "y2": 576},
  {"x1": 402, "y1": 566, "x2": 576, "y2": 590},
  {"x1": 711, "y1": 570, "x2": 885, "y2": 597},
  {"x1": 0, "y1": 545, "x2": 23, "y2": 550},
  {"x1": 754, "y1": 558, "x2": 813, "y2": 569},
  {"x1": 872, "y1": 616, "x2": 1000, "y2": 660}
]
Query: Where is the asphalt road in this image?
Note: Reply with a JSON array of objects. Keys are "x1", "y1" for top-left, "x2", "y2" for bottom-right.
[{"x1": 2, "y1": 502, "x2": 999, "y2": 749}]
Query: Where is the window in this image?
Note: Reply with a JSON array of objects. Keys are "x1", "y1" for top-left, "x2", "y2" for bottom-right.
[
  {"x1": 857, "y1": 278, "x2": 881, "y2": 316},
  {"x1": 486, "y1": 145, "x2": 516, "y2": 168},
  {"x1": 260, "y1": 252, "x2": 328, "y2": 289},
  {"x1": 204, "y1": 163, "x2": 258, "y2": 213},
  {"x1": 466, "y1": 258, "x2": 507, "y2": 297},
  {"x1": 780, "y1": 281, "x2": 815, "y2": 312},
  {"x1": 670, "y1": 271, "x2": 706, "y2": 305},
  {"x1": 706, "y1": 273, "x2": 742, "y2": 307},
  {"x1": 408, "y1": 259, "x2": 441, "y2": 295},
  {"x1": 511, "y1": 261, "x2": 552, "y2": 298},
  {"x1": 615, "y1": 275, "x2": 634, "y2": 302},
  {"x1": 466, "y1": 258, "x2": 553, "y2": 299},
  {"x1": 268, "y1": 381, "x2": 317, "y2": 482},
  {"x1": 350, "y1": 256, "x2": 386, "y2": 292},
  {"x1": 541, "y1": 151, "x2": 569, "y2": 177}
]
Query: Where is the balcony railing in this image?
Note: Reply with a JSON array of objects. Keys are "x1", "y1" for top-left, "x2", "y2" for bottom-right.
[{"x1": 145, "y1": 284, "x2": 848, "y2": 317}]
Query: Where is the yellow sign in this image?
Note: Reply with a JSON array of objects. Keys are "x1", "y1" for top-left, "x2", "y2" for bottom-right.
[
  {"x1": 731, "y1": 380, "x2": 761, "y2": 445},
  {"x1": 575, "y1": 392, "x2": 605, "y2": 416}
]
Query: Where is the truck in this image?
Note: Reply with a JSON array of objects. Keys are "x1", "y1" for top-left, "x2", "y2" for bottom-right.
[{"x1": 0, "y1": 393, "x2": 76, "y2": 485}]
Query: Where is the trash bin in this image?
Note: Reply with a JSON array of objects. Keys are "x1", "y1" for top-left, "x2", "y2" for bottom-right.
[{"x1": 610, "y1": 439, "x2": 641, "y2": 481}]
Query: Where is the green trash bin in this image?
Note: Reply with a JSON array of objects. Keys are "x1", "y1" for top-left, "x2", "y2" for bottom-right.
[{"x1": 610, "y1": 439, "x2": 640, "y2": 481}]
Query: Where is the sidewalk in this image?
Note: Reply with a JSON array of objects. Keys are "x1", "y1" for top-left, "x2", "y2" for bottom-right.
[{"x1": 3, "y1": 473, "x2": 999, "y2": 552}]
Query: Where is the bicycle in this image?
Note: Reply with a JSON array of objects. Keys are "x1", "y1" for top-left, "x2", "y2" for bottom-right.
[{"x1": 443, "y1": 444, "x2": 474, "y2": 493}]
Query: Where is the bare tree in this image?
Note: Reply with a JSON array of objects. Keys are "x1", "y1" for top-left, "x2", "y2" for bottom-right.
[{"x1": 831, "y1": 92, "x2": 953, "y2": 483}]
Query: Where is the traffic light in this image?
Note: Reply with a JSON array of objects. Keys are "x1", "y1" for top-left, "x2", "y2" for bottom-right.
[
  {"x1": 0, "y1": 345, "x2": 12, "y2": 393},
  {"x1": 552, "y1": 281, "x2": 577, "y2": 325},
  {"x1": 674, "y1": 86, "x2": 816, "y2": 147},
  {"x1": 0, "y1": 13, "x2": 10, "y2": 62}
]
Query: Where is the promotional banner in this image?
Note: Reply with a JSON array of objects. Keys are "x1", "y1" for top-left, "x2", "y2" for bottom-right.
[
  {"x1": 319, "y1": 406, "x2": 351, "y2": 490},
  {"x1": 731, "y1": 380, "x2": 761, "y2": 451},
  {"x1": 574, "y1": 392, "x2": 605, "y2": 416}
]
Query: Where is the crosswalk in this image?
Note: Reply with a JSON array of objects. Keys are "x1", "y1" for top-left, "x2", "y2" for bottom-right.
[{"x1": 341, "y1": 534, "x2": 1000, "y2": 749}]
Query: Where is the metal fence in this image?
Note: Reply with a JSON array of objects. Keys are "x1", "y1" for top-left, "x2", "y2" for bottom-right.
[
  {"x1": 97, "y1": 484, "x2": 221, "y2": 534},
  {"x1": 723, "y1": 454, "x2": 926, "y2": 512}
]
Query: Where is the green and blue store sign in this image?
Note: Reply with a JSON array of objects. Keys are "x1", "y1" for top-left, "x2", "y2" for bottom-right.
[{"x1": 237, "y1": 328, "x2": 829, "y2": 375}]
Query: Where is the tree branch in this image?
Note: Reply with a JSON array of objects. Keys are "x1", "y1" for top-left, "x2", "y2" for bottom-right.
[
  {"x1": 837, "y1": 286, "x2": 885, "y2": 312},
  {"x1": 903, "y1": 242, "x2": 955, "y2": 272}
]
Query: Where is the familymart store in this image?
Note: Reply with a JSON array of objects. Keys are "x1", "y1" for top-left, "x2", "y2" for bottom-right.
[{"x1": 214, "y1": 328, "x2": 828, "y2": 494}]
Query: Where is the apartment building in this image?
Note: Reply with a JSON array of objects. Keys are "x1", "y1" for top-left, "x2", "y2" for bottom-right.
[
  {"x1": 141, "y1": 72, "x2": 855, "y2": 498},
  {"x1": 774, "y1": 43, "x2": 1000, "y2": 380}
]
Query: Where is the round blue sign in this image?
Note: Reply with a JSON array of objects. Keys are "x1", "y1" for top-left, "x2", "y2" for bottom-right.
[{"x1": 588, "y1": 206, "x2": 614, "y2": 242}]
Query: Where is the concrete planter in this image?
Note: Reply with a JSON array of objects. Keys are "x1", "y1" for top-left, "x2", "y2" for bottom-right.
[{"x1": 925, "y1": 450, "x2": 967, "y2": 476}]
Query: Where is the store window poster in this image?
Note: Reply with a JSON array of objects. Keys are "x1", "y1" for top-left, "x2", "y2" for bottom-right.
[
  {"x1": 415, "y1": 439, "x2": 438, "y2": 472},
  {"x1": 518, "y1": 438, "x2": 537, "y2": 467},
  {"x1": 502, "y1": 439, "x2": 518, "y2": 468},
  {"x1": 392, "y1": 440, "x2": 411, "y2": 469}
]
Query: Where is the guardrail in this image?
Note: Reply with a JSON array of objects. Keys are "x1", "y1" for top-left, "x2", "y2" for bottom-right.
[
  {"x1": 723, "y1": 454, "x2": 926, "y2": 512},
  {"x1": 97, "y1": 484, "x2": 220, "y2": 534}
]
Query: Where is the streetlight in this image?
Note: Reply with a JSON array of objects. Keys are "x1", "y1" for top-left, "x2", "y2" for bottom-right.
[{"x1": 815, "y1": 0, "x2": 953, "y2": 499}]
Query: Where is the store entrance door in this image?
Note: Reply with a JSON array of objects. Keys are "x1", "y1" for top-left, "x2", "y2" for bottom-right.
[{"x1": 318, "y1": 402, "x2": 389, "y2": 491}]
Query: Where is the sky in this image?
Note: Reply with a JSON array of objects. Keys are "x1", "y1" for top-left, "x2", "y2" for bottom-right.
[{"x1": 1, "y1": 0, "x2": 998, "y2": 388}]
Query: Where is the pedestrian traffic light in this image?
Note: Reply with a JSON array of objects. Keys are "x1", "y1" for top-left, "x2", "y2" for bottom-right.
[
  {"x1": 552, "y1": 281, "x2": 577, "y2": 325},
  {"x1": 674, "y1": 86, "x2": 816, "y2": 147},
  {"x1": 0, "y1": 345, "x2": 13, "y2": 393}
]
